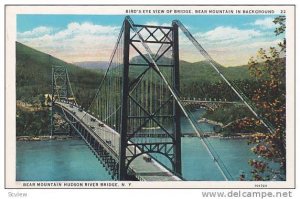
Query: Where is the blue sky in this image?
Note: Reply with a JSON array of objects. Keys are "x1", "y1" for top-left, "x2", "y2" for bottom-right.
[
  {"x1": 17, "y1": 14, "x2": 284, "y2": 66},
  {"x1": 17, "y1": 15, "x2": 271, "y2": 32}
]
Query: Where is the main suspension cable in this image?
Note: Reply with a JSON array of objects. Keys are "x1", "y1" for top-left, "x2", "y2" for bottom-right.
[
  {"x1": 174, "y1": 20, "x2": 276, "y2": 135},
  {"x1": 81, "y1": 23, "x2": 125, "y2": 120}
]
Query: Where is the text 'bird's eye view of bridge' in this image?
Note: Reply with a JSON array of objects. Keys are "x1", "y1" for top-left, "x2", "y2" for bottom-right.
[{"x1": 16, "y1": 15, "x2": 287, "y2": 183}]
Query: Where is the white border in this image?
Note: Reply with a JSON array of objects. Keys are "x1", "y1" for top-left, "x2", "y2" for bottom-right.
[{"x1": 4, "y1": 4, "x2": 295, "y2": 189}]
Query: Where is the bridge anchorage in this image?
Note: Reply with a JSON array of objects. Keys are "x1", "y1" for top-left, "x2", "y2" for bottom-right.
[{"x1": 50, "y1": 16, "x2": 276, "y2": 181}]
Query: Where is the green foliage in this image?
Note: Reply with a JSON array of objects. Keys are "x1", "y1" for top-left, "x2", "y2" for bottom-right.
[
  {"x1": 273, "y1": 16, "x2": 286, "y2": 36},
  {"x1": 128, "y1": 57, "x2": 254, "y2": 101},
  {"x1": 201, "y1": 104, "x2": 266, "y2": 137},
  {"x1": 16, "y1": 42, "x2": 104, "y2": 136},
  {"x1": 203, "y1": 105, "x2": 252, "y2": 125},
  {"x1": 247, "y1": 16, "x2": 286, "y2": 181},
  {"x1": 180, "y1": 61, "x2": 253, "y2": 85},
  {"x1": 16, "y1": 108, "x2": 50, "y2": 136},
  {"x1": 16, "y1": 42, "x2": 103, "y2": 108},
  {"x1": 181, "y1": 79, "x2": 261, "y2": 101},
  {"x1": 15, "y1": 42, "x2": 258, "y2": 138}
]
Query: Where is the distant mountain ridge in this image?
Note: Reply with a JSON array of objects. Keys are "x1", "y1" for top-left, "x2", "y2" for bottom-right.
[
  {"x1": 73, "y1": 61, "x2": 109, "y2": 70},
  {"x1": 16, "y1": 42, "x2": 253, "y2": 103},
  {"x1": 15, "y1": 42, "x2": 255, "y2": 137},
  {"x1": 74, "y1": 54, "x2": 252, "y2": 82},
  {"x1": 128, "y1": 54, "x2": 252, "y2": 82}
]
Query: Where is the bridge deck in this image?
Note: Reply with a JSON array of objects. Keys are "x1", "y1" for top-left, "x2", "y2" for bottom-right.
[{"x1": 57, "y1": 102, "x2": 182, "y2": 181}]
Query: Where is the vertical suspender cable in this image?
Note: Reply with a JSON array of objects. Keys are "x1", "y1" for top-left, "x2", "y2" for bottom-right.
[
  {"x1": 83, "y1": 24, "x2": 125, "y2": 121},
  {"x1": 173, "y1": 20, "x2": 275, "y2": 135},
  {"x1": 65, "y1": 68, "x2": 78, "y2": 106},
  {"x1": 126, "y1": 16, "x2": 232, "y2": 181}
]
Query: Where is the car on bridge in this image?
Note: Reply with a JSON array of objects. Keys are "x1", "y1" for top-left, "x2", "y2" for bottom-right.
[
  {"x1": 105, "y1": 140, "x2": 112, "y2": 146},
  {"x1": 143, "y1": 156, "x2": 152, "y2": 162},
  {"x1": 89, "y1": 125, "x2": 95, "y2": 130}
]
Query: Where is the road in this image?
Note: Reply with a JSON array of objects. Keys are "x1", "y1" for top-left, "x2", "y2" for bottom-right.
[{"x1": 57, "y1": 101, "x2": 182, "y2": 181}]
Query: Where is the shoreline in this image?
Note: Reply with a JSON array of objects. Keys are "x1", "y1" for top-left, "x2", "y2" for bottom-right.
[
  {"x1": 198, "y1": 118, "x2": 223, "y2": 126},
  {"x1": 17, "y1": 133, "x2": 252, "y2": 141},
  {"x1": 16, "y1": 135, "x2": 81, "y2": 141},
  {"x1": 183, "y1": 133, "x2": 252, "y2": 139}
]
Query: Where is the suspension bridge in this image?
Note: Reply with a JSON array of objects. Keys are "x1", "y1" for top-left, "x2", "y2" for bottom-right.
[{"x1": 50, "y1": 16, "x2": 276, "y2": 181}]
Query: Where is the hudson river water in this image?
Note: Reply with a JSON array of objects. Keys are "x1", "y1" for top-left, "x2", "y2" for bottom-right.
[
  {"x1": 16, "y1": 138, "x2": 255, "y2": 181},
  {"x1": 16, "y1": 110, "x2": 257, "y2": 181}
]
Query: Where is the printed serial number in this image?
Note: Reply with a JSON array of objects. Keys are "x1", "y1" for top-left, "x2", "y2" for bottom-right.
[{"x1": 255, "y1": 184, "x2": 268, "y2": 188}]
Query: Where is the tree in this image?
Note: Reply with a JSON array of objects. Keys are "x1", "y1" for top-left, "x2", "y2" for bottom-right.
[{"x1": 246, "y1": 16, "x2": 286, "y2": 180}]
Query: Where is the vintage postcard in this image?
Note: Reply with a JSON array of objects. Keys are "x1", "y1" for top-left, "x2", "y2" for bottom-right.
[{"x1": 5, "y1": 5, "x2": 295, "y2": 189}]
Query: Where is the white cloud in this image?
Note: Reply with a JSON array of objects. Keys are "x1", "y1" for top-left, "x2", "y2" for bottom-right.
[
  {"x1": 17, "y1": 26, "x2": 53, "y2": 38},
  {"x1": 251, "y1": 17, "x2": 276, "y2": 29},
  {"x1": 17, "y1": 22, "x2": 121, "y2": 62},
  {"x1": 145, "y1": 21, "x2": 171, "y2": 27},
  {"x1": 17, "y1": 22, "x2": 282, "y2": 66},
  {"x1": 207, "y1": 39, "x2": 282, "y2": 66},
  {"x1": 194, "y1": 26, "x2": 262, "y2": 45},
  {"x1": 178, "y1": 38, "x2": 281, "y2": 66},
  {"x1": 178, "y1": 25, "x2": 281, "y2": 66}
]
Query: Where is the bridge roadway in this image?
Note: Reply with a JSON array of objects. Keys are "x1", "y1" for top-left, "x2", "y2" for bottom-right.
[{"x1": 56, "y1": 101, "x2": 182, "y2": 181}]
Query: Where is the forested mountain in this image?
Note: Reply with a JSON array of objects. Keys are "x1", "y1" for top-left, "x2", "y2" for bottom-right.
[
  {"x1": 16, "y1": 42, "x2": 256, "y2": 135},
  {"x1": 17, "y1": 42, "x2": 256, "y2": 104},
  {"x1": 16, "y1": 42, "x2": 103, "y2": 108}
]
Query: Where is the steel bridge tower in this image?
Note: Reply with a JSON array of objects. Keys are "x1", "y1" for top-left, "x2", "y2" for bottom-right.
[
  {"x1": 50, "y1": 65, "x2": 70, "y2": 137},
  {"x1": 48, "y1": 17, "x2": 270, "y2": 181},
  {"x1": 118, "y1": 19, "x2": 182, "y2": 180}
]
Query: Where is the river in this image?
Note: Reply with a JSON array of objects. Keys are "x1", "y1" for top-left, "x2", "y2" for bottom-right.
[
  {"x1": 16, "y1": 138, "x2": 255, "y2": 181},
  {"x1": 16, "y1": 109, "x2": 258, "y2": 181}
]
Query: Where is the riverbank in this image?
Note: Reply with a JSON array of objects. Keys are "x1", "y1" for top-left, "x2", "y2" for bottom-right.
[
  {"x1": 183, "y1": 133, "x2": 252, "y2": 139},
  {"x1": 17, "y1": 133, "x2": 251, "y2": 141},
  {"x1": 17, "y1": 135, "x2": 81, "y2": 141},
  {"x1": 198, "y1": 118, "x2": 223, "y2": 126}
]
